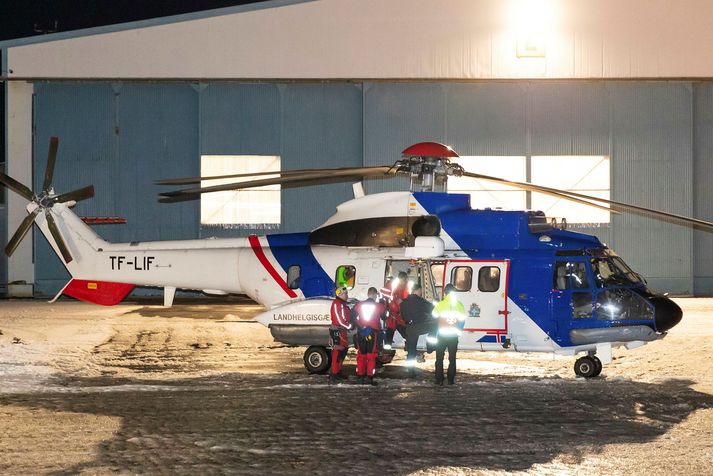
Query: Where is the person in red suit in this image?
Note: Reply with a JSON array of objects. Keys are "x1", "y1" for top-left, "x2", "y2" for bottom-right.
[
  {"x1": 329, "y1": 286, "x2": 352, "y2": 383},
  {"x1": 353, "y1": 287, "x2": 386, "y2": 386},
  {"x1": 384, "y1": 271, "x2": 409, "y2": 350}
]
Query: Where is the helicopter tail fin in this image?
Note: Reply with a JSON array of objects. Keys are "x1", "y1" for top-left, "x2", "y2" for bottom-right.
[{"x1": 34, "y1": 202, "x2": 136, "y2": 305}]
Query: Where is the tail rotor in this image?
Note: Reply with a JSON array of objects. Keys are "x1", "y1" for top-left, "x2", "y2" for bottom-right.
[{"x1": 1, "y1": 136, "x2": 94, "y2": 263}]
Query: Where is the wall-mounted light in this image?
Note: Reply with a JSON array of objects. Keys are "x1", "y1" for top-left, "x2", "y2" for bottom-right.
[{"x1": 511, "y1": 0, "x2": 552, "y2": 58}]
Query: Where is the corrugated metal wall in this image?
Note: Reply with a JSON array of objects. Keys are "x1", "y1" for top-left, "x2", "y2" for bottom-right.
[
  {"x1": 693, "y1": 84, "x2": 713, "y2": 295},
  {"x1": 28, "y1": 80, "x2": 713, "y2": 295}
]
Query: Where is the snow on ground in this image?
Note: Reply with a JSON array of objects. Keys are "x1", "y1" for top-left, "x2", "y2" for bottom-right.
[{"x1": 0, "y1": 297, "x2": 711, "y2": 475}]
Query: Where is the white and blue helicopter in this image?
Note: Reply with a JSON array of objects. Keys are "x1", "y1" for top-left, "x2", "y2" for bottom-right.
[{"x1": 2, "y1": 139, "x2": 705, "y2": 378}]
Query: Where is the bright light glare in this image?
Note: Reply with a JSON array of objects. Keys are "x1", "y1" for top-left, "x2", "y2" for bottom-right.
[
  {"x1": 603, "y1": 303, "x2": 619, "y2": 316},
  {"x1": 510, "y1": 0, "x2": 553, "y2": 33},
  {"x1": 361, "y1": 303, "x2": 376, "y2": 321}
]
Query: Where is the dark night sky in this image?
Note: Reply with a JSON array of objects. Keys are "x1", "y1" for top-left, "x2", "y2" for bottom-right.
[{"x1": 0, "y1": 1, "x2": 266, "y2": 41}]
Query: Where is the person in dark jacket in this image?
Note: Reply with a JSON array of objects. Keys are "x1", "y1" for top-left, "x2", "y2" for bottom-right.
[{"x1": 399, "y1": 284, "x2": 435, "y2": 376}]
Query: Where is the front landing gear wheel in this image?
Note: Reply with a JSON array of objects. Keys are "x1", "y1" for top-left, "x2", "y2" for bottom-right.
[
  {"x1": 574, "y1": 356, "x2": 598, "y2": 378},
  {"x1": 304, "y1": 346, "x2": 331, "y2": 374}
]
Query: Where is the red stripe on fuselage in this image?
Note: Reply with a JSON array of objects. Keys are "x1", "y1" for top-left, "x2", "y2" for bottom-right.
[{"x1": 248, "y1": 235, "x2": 298, "y2": 298}]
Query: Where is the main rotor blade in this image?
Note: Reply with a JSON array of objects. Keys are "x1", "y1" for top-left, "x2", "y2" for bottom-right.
[
  {"x1": 461, "y1": 172, "x2": 619, "y2": 215},
  {"x1": 551, "y1": 189, "x2": 713, "y2": 230},
  {"x1": 4, "y1": 208, "x2": 40, "y2": 257},
  {"x1": 159, "y1": 166, "x2": 394, "y2": 200},
  {"x1": 55, "y1": 185, "x2": 95, "y2": 203},
  {"x1": 42, "y1": 136, "x2": 59, "y2": 194},
  {"x1": 45, "y1": 210, "x2": 73, "y2": 263},
  {"x1": 155, "y1": 165, "x2": 395, "y2": 186},
  {"x1": 0, "y1": 172, "x2": 34, "y2": 201},
  {"x1": 158, "y1": 174, "x2": 374, "y2": 203}
]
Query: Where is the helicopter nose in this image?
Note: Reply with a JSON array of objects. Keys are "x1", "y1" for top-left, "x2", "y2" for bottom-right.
[{"x1": 651, "y1": 296, "x2": 683, "y2": 332}]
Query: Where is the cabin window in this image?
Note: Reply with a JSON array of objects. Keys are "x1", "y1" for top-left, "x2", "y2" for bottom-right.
[
  {"x1": 554, "y1": 261, "x2": 590, "y2": 290},
  {"x1": 286, "y1": 265, "x2": 301, "y2": 289},
  {"x1": 335, "y1": 265, "x2": 356, "y2": 290},
  {"x1": 478, "y1": 266, "x2": 501, "y2": 292},
  {"x1": 430, "y1": 263, "x2": 445, "y2": 292},
  {"x1": 200, "y1": 155, "x2": 281, "y2": 226},
  {"x1": 572, "y1": 292, "x2": 593, "y2": 318},
  {"x1": 451, "y1": 266, "x2": 473, "y2": 292}
]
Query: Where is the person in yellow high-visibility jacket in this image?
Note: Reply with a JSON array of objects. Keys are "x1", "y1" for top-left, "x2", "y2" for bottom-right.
[{"x1": 432, "y1": 284, "x2": 467, "y2": 385}]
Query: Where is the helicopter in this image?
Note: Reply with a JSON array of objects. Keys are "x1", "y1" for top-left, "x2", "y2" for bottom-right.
[{"x1": 2, "y1": 138, "x2": 707, "y2": 378}]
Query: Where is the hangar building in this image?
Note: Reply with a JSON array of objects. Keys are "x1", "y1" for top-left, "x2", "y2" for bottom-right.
[{"x1": 2, "y1": 0, "x2": 713, "y2": 297}]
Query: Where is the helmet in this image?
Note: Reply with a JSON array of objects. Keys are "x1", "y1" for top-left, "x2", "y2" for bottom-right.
[{"x1": 335, "y1": 287, "x2": 348, "y2": 299}]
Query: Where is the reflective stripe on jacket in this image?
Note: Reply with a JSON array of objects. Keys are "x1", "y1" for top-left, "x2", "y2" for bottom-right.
[
  {"x1": 432, "y1": 295, "x2": 466, "y2": 336},
  {"x1": 330, "y1": 298, "x2": 352, "y2": 329}
]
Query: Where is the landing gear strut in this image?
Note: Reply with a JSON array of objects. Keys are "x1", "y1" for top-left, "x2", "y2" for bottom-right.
[{"x1": 574, "y1": 355, "x2": 602, "y2": 378}]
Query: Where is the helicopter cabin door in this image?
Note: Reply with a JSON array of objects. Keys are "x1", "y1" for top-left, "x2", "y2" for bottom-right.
[{"x1": 442, "y1": 260, "x2": 510, "y2": 349}]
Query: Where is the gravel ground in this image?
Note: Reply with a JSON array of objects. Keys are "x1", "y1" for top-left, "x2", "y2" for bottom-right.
[{"x1": 0, "y1": 297, "x2": 711, "y2": 475}]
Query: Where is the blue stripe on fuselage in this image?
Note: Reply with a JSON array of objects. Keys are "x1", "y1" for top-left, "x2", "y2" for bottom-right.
[{"x1": 266, "y1": 233, "x2": 335, "y2": 298}]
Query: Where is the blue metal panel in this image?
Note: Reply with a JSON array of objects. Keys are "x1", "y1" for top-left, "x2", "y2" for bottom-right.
[
  {"x1": 609, "y1": 82, "x2": 693, "y2": 294},
  {"x1": 280, "y1": 83, "x2": 362, "y2": 232},
  {"x1": 529, "y1": 82, "x2": 610, "y2": 156},
  {"x1": 32, "y1": 82, "x2": 199, "y2": 295},
  {"x1": 446, "y1": 83, "x2": 527, "y2": 156},
  {"x1": 200, "y1": 83, "x2": 281, "y2": 156},
  {"x1": 115, "y1": 83, "x2": 200, "y2": 242},
  {"x1": 363, "y1": 82, "x2": 447, "y2": 194},
  {"x1": 693, "y1": 84, "x2": 713, "y2": 294}
]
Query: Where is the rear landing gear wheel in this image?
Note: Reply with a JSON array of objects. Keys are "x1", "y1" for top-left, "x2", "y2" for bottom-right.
[
  {"x1": 304, "y1": 346, "x2": 331, "y2": 374},
  {"x1": 592, "y1": 356, "x2": 603, "y2": 377},
  {"x1": 574, "y1": 356, "x2": 598, "y2": 378}
]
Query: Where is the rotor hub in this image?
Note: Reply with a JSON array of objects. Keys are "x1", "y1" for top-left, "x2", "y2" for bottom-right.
[
  {"x1": 38, "y1": 193, "x2": 55, "y2": 209},
  {"x1": 399, "y1": 142, "x2": 464, "y2": 192}
]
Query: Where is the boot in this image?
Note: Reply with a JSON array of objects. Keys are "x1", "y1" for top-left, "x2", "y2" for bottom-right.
[
  {"x1": 367, "y1": 377, "x2": 378, "y2": 386},
  {"x1": 329, "y1": 374, "x2": 339, "y2": 384},
  {"x1": 358, "y1": 376, "x2": 366, "y2": 385},
  {"x1": 336, "y1": 373, "x2": 348, "y2": 381}
]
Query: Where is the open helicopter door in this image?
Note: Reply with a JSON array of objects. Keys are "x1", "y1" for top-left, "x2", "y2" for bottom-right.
[{"x1": 441, "y1": 259, "x2": 511, "y2": 349}]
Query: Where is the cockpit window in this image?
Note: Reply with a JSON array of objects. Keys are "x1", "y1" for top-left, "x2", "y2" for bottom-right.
[
  {"x1": 590, "y1": 257, "x2": 642, "y2": 288},
  {"x1": 596, "y1": 288, "x2": 653, "y2": 321},
  {"x1": 554, "y1": 261, "x2": 590, "y2": 290}
]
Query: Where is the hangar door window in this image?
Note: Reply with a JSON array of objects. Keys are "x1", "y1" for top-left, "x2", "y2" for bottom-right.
[
  {"x1": 448, "y1": 155, "x2": 610, "y2": 224},
  {"x1": 448, "y1": 156, "x2": 527, "y2": 211},
  {"x1": 531, "y1": 156, "x2": 610, "y2": 225},
  {"x1": 200, "y1": 155, "x2": 280, "y2": 226}
]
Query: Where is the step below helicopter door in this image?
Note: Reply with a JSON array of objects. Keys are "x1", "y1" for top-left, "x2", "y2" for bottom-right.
[{"x1": 442, "y1": 260, "x2": 510, "y2": 342}]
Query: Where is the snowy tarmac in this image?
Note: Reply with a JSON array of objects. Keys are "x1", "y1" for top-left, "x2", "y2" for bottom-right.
[{"x1": 0, "y1": 297, "x2": 711, "y2": 475}]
